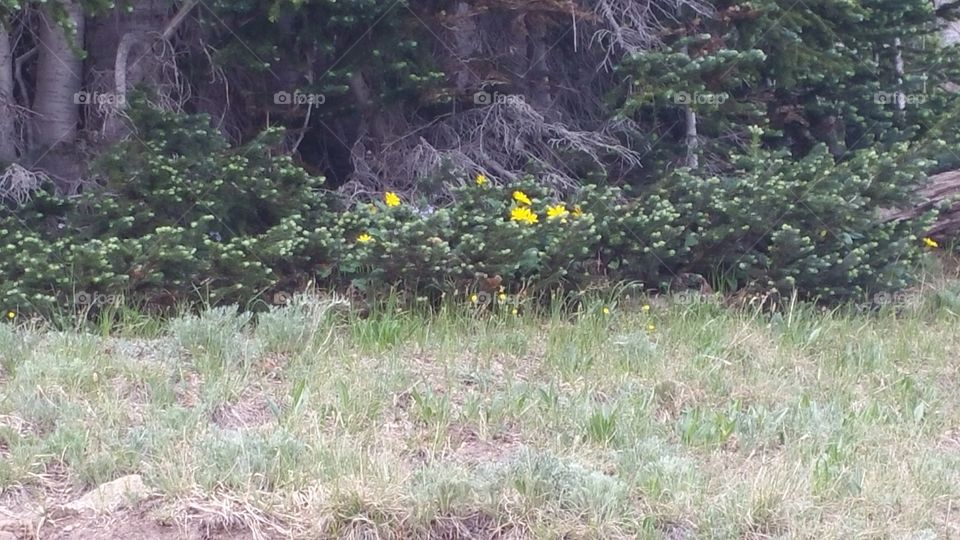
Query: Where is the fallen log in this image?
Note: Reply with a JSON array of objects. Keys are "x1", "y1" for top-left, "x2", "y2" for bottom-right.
[{"x1": 884, "y1": 168, "x2": 960, "y2": 238}]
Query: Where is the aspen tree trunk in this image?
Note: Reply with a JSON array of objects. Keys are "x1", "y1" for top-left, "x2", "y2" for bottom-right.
[
  {"x1": 33, "y1": 1, "x2": 84, "y2": 152},
  {"x1": 0, "y1": 22, "x2": 16, "y2": 162}
]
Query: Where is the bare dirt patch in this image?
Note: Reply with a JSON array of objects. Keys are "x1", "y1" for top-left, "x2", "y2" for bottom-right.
[
  {"x1": 35, "y1": 512, "x2": 197, "y2": 540},
  {"x1": 211, "y1": 391, "x2": 274, "y2": 430},
  {"x1": 18, "y1": 510, "x2": 260, "y2": 540},
  {"x1": 1, "y1": 501, "x2": 267, "y2": 540},
  {"x1": 447, "y1": 423, "x2": 522, "y2": 466},
  {"x1": 939, "y1": 427, "x2": 960, "y2": 452}
]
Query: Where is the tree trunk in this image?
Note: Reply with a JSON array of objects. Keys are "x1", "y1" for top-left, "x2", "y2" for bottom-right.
[
  {"x1": 0, "y1": 23, "x2": 16, "y2": 163},
  {"x1": 684, "y1": 106, "x2": 699, "y2": 169},
  {"x1": 33, "y1": 1, "x2": 84, "y2": 153},
  {"x1": 86, "y1": 0, "x2": 178, "y2": 141},
  {"x1": 450, "y1": 2, "x2": 480, "y2": 95},
  {"x1": 682, "y1": 44, "x2": 698, "y2": 170},
  {"x1": 893, "y1": 37, "x2": 906, "y2": 118}
]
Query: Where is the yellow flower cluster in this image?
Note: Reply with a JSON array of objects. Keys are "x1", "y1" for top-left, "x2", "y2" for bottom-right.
[
  {"x1": 355, "y1": 191, "x2": 405, "y2": 243},
  {"x1": 511, "y1": 206, "x2": 539, "y2": 224},
  {"x1": 366, "y1": 187, "x2": 586, "y2": 233},
  {"x1": 506, "y1": 190, "x2": 588, "y2": 226},
  {"x1": 506, "y1": 190, "x2": 583, "y2": 225}
]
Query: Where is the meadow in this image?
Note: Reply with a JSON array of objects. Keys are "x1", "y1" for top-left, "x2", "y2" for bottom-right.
[{"x1": 1, "y1": 282, "x2": 960, "y2": 539}]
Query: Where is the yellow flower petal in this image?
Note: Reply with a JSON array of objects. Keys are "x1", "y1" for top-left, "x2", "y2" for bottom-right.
[
  {"x1": 546, "y1": 204, "x2": 570, "y2": 220},
  {"x1": 512, "y1": 190, "x2": 532, "y2": 206},
  {"x1": 384, "y1": 192, "x2": 401, "y2": 207}
]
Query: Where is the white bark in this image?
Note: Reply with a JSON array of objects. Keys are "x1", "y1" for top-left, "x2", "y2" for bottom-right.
[
  {"x1": 685, "y1": 105, "x2": 699, "y2": 169},
  {"x1": 100, "y1": 0, "x2": 198, "y2": 139},
  {"x1": 0, "y1": 23, "x2": 16, "y2": 162},
  {"x1": 102, "y1": 30, "x2": 146, "y2": 139},
  {"x1": 682, "y1": 43, "x2": 698, "y2": 170},
  {"x1": 894, "y1": 37, "x2": 906, "y2": 113},
  {"x1": 33, "y1": 1, "x2": 84, "y2": 151}
]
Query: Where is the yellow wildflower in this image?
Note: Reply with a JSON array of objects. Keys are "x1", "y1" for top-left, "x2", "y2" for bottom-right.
[
  {"x1": 384, "y1": 192, "x2": 401, "y2": 207},
  {"x1": 546, "y1": 204, "x2": 569, "y2": 220},
  {"x1": 642, "y1": 304, "x2": 650, "y2": 312},
  {"x1": 5, "y1": 310, "x2": 14, "y2": 320},
  {"x1": 470, "y1": 294, "x2": 479, "y2": 304},
  {"x1": 923, "y1": 237, "x2": 939, "y2": 249},
  {"x1": 475, "y1": 174, "x2": 487, "y2": 186},
  {"x1": 602, "y1": 307, "x2": 610, "y2": 315},
  {"x1": 572, "y1": 205, "x2": 584, "y2": 217},
  {"x1": 647, "y1": 323, "x2": 656, "y2": 332},
  {"x1": 512, "y1": 190, "x2": 532, "y2": 206},
  {"x1": 512, "y1": 308, "x2": 519, "y2": 316},
  {"x1": 510, "y1": 206, "x2": 539, "y2": 224},
  {"x1": 498, "y1": 293, "x2": 507, "y2": 302},
  {"x1": 356, "y1": 233, "x2": 373, "y2": 244}
]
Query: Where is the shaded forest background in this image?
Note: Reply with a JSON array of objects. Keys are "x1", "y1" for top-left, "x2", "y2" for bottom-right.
[{"x1": 2, "y1": 0, "x2": 958, "y2": 192}]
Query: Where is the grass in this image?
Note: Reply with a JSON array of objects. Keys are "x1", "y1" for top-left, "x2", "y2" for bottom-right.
[{"x1": 2, "y1": 286, "x2": 960, "y2": 538}]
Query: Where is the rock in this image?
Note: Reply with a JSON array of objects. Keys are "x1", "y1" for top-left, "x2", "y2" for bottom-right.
[{"x1": 63, "y1": 474, "x2": 151, "y2": 514}]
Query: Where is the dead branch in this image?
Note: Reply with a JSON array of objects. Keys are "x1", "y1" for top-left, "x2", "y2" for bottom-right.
[
  {"x1": 341, "y1": 98, "x2": 643, "y2": 200},
  {"x1": 0, "y1": 163, "x2": 49, "y2": 206},
  {"x1": 588, "y1": 0, "x2": 714, "y2": 69}
]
